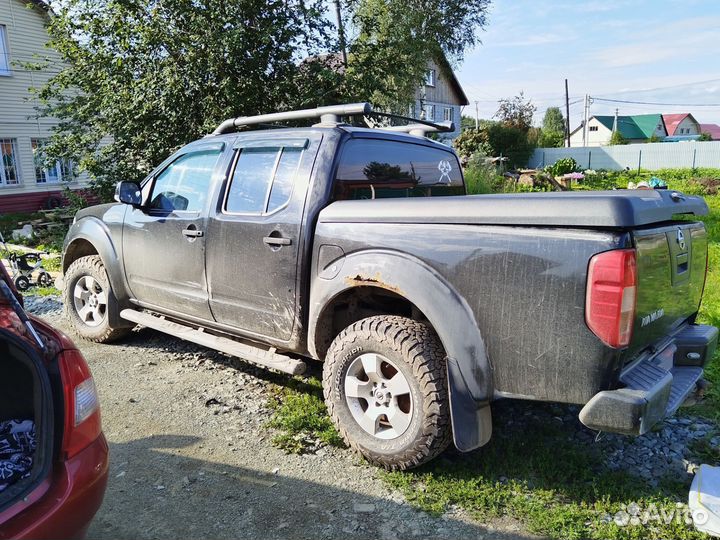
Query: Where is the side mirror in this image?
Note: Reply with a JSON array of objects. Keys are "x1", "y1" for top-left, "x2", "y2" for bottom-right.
[{"x1": 115, "y1": 181, "x2": 142, "y2": 206}]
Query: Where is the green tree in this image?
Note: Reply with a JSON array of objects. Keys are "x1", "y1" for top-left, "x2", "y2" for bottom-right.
[
  {"x1": 453, "y1": 122, "x2": 534, "y2": 168},
  {"x1": 542, "y1": 107, "x2": 565, "y2": 133},
  {"x1": 699, "y1": 132, "x2": 713, "y2": 141},
  {"x1": 36, "y1": 0, "x2": 492, "y2": 197},
  {"x1": 341, "y1": 0, "x2": 491, "y2": 111},
  {"x1": 609, "y1": 130, "x2": 628, "y2": 145},
  {"x1": 539, "y1": 130, "x2": 565, "y2": 148},
  {"x1": 461, "y1": 115, "x2": 479, "y2": 131},
  {"x1": 494, "y1": 91, "x2": 536, "y2": 131},
  {"x1": 35, "y1": 0, "x2": 333, "y2": 192},
  {"x1": 538, "y1": 106, "x2": 565, "y2": 148}
]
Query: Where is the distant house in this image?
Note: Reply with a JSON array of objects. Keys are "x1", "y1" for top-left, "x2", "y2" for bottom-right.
[
  {"x1": 699, "y1": 123, "x2": 720, "y2": 140},
  {"x1": 0, "y1": 0, "x2": 87, "y2": 213},
  {"x1": 662, "y1": 113, "x2": 700, "y2": 137},
  {"x1": 569, "y1": 114, "x2": 667, "y2": 146},
  {"x1": 409, "y1": 55, "x2": 469, "y2": 142}
]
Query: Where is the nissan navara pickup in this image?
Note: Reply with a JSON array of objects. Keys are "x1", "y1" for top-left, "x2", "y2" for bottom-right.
[{"x1": 59, "y1": 103, "x2": 718, "y2": 470}]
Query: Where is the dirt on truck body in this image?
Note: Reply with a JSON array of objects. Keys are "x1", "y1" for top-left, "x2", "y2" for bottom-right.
[{"x1": 59, "y1": 102, "x2": 717, "y2": 470}]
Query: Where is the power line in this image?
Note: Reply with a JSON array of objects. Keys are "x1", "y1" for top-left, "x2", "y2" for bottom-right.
[
  {"x1": 593, "y1": 97, "x2": 720, "y2": 107},
  {"x1": 598, "y1": 78, "x2": 720, "y2": 96}
]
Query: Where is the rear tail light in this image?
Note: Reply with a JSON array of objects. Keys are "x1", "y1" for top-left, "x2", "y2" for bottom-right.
[
  {"x1": 585, "y1": 248, "x2": 637, "y2": 348},
  {"x1": 59, "y1": 349, "x2": 101, "y2": 459}
]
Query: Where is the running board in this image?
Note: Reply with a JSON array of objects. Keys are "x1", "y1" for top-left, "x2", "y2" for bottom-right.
[{"x1": 120, "y1": 309, "x2": 306, "y2": 375}]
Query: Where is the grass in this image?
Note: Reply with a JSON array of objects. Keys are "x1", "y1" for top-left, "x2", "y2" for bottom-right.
[
  {"x1": 30, "y1": 285, "x2": 61, "y2": 296},
  {"x1": 381, "y1": 414, "x2": 706, "y2": 540},
  {"x1": 265, "y1": 376, "x2": 345, "y2": 454}
]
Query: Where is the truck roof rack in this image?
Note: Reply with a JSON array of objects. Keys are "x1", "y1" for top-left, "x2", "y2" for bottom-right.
[{"x1": 210, "y1": 102, "x2": 454, "y2": 137}]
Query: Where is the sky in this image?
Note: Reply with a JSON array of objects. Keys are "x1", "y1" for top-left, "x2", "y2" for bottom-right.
[{"x1": 455, "y1": 0, "x2": 720, "y2": 129}]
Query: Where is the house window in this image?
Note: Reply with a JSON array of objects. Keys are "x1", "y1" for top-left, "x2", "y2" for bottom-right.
[
  {"x1": 32, "y1": 139, "x2": 74, "y2": 183},
  {"x1": 0, "y1": 25, "x2": 10, "y2": 75},
  {"x1": 589, "y1": 126, "x2": 598, "y2": 132},
  {"x1": 443, "y1": 107, "x2": 453, "y2": 122},
  {"x1": 0, "y1": 139, "x2": 20, "y2": 185},
  {"x1": 425, "y1": 69, "x2": 435, "y2": 87},
  {"x1": 421, "y1": 103, "x2": 435, "y2": 121}
]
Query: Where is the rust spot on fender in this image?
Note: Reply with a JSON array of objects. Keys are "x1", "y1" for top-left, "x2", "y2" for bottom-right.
[{"x1": 344, "y1": 273, "x2": 404, "y2": 295}]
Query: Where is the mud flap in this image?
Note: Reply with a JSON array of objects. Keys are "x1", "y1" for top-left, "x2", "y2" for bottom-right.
[{"x1": 447, "y1": 357, "x2": 492, "y2": 452}]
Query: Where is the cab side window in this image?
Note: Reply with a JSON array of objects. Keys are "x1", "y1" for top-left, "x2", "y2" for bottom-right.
[
  {"x1": 149, "y1": 150, "x2": 222, "y2": 212},
  {"x1": 225, "y1": 146, "x2": 303, "y2": 214}
]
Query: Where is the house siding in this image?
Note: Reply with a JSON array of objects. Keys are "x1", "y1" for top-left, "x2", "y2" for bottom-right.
[
  {"x1": 569, "y1": 118, "x2": 612, "y2": 147},
  {"x1": 0, "y1": 0, "x2": 87, "y2": 211},
  {"x1": 413, "y1": 59, "x2": 464, "y2": 141},
  {"x1": 673, "y1": 117, "x2": 700, "y2": 136}
]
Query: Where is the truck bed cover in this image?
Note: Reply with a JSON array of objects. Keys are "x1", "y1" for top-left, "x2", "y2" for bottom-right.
[{"x1": 319, "y1": 189, "x2": 708, "y2": 228}]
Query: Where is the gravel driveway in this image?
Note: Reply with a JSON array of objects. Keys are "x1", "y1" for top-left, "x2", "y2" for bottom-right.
[{"x1": 28, "y1": 300, "x2": 537, "y2": 540}]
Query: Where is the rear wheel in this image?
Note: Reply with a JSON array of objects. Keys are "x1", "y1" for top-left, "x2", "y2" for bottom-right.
[
  {"x1": 323, "y1": 315, "x2": 451, "y2": 470},
  {"x1": 63, "y1": 255, "x2": 131, "y2": 343},
  {"x1": 14, "y1": 275, "x2": 30, "y2": 291},
  {"x1": 37, "y1": 271, "x2": 52, "y2": 287}
]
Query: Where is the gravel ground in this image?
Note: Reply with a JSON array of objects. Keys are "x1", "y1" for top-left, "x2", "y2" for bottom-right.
[
  {"x1": 26, "y1": 296, "x2": 538, "y2": 540},
  {"x1": 24, "y1": 294, "x2": 717, "y2": 538}
]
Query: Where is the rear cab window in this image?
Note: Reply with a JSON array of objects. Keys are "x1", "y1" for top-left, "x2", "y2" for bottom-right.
[{"x1": 333, "y1": 139, "x2": 464, "y2": 201}]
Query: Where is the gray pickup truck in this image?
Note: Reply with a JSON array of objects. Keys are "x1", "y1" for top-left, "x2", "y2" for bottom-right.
[{"x1": 60, "y1": 103, "x2": 717, "y2": 470}]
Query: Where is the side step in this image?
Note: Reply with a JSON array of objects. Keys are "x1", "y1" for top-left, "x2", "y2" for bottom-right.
[{"x1": 120, "y1": 309, "x2": 306, "y2": 376}]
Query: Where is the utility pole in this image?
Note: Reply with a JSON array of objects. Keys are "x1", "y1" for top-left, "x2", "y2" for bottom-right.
[
  {"x1": 582, "y1": 94, "x2": 590, "y2": 147},
  {"x1": 474, "y1": 101, "x2": 479, "y2": 129},
  {"x1": 334, "y1": 0, "x2": 347, "y2": 68},
  {"x1": 564, "y1": 78, "x2": 571, "y2": 147},
  {"x1": 613, "y1": 107, "x2": 619, "y2": 133}
]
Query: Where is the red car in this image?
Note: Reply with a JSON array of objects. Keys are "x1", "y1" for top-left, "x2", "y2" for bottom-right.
[{"x1": 0, "y1": 264, "x2": 108, "y2": 540}]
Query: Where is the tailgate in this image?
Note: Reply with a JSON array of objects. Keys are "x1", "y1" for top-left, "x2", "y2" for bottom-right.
[{"x1": 628, "y1": 221, "x2": 707, "y2": 357}]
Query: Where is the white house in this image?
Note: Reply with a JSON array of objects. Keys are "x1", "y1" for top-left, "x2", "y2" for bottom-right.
[{"x1": 1, "y1": 0, "x2": 88, "y2": 213}]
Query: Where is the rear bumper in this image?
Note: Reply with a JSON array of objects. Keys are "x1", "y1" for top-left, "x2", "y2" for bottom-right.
[
  {"x1": 0, "y1": 434, "x2": 109, "y2": 540},
  {"x1": 579, "y1": 324, "x2": 718, "y2": 435}
]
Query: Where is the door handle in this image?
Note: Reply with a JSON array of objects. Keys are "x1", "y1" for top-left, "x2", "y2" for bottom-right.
[
  {"x1": 182, "y1": 228, "x2": 204, "y2": 238},
  {"x1": 263, "y1": 236, "x2": 292, "y2": 246}
]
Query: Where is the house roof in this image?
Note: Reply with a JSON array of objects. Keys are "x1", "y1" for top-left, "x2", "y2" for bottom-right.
[
  {"x1": 700, "y1": 123, "x2": 720, "y2": 140},
  {"x1": 591, "y1": 114, "x2": 664, "y2": 139},
  {"x1": 662, "y1": 113, "x2": 697, "y2": 135},
  {"x1": 25, "y1": 0, "x2": 51, "y2": 12}
]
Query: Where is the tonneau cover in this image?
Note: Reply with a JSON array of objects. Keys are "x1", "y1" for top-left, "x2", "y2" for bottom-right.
[{"x1": 319, "y1": 189, "x2": 708, "y2": 228}]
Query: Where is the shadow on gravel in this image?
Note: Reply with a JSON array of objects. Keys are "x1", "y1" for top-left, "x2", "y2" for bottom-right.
[{"x1": 87, "y1": 434, "x2": 536, "y2": 540}]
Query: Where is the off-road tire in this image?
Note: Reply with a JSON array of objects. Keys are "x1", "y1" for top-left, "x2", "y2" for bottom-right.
[
  {"x1": 63, "y1": 255, "x2": 131, "y2": 343},
  {"x1": 323, "y1": 315, "x2": 452, "y2": 470}
]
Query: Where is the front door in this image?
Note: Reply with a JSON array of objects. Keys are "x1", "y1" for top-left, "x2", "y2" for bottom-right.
[
  {"x1": 122, "y1": 145, "x2": 224, "y2": 320},
  {"x1": 205, "y1": 137, "x2": 318, "y2": 341}
]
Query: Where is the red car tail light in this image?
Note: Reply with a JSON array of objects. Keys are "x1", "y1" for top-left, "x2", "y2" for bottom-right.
[
  {"x1": 585, "y1": 248, "x2": 637, "y2": 348},
  {"x1": 59, "y1": 349, "x2": 101, "y2": 459}
]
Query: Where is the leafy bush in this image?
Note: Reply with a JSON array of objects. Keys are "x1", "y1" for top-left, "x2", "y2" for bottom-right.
[
  {"x1": 545, "y1": 157, "x2": 578, "y2": 177},
  {"x1": 464, "y1": 155, "x2": 504, "y2": 194},
  {"x1": 453, "y1": 128, "x2": 487, "y2": 162},
  {"x1": 538, "y1": 130, "x2": 564, "y2": 148},
  {"x1": 454, "y1": 123, "x2": 535, "y2": 168},
  {"x1": 609, "y1": 130, "x2": 628, "y2": 145}
]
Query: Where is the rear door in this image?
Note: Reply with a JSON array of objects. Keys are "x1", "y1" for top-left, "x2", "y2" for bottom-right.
[
  {"x1": 205, "y1": 136, "x2": 320, "y2": 340},
  {"x1": 122, "y1": 143, "x2": 225, "y2": 320}
]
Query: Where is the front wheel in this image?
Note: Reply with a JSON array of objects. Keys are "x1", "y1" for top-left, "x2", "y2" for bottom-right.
[
  {"x1": 323, "y1": 316, "x2": 451, "y2": 470},
  {"x1": 63, "y1": 255, "x2": 131, "y2": 343}
]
